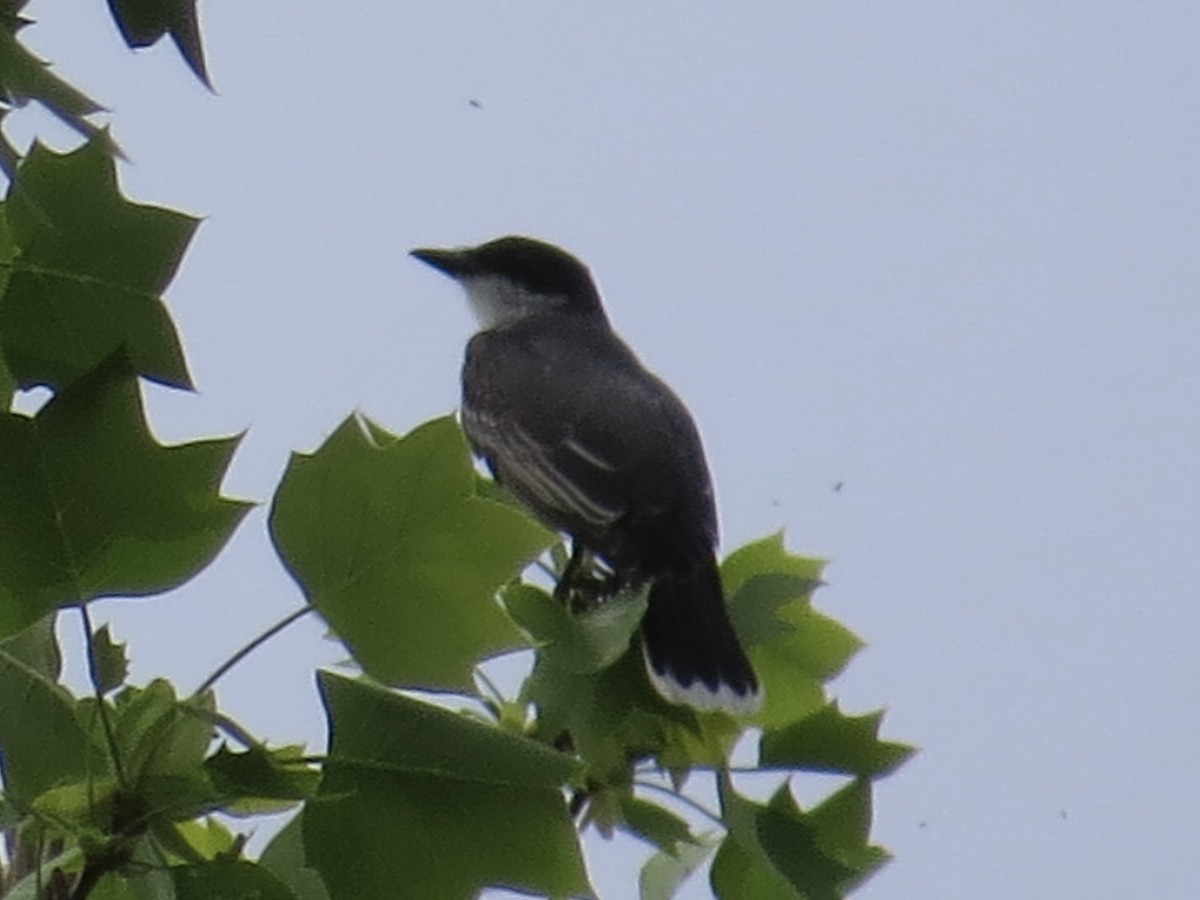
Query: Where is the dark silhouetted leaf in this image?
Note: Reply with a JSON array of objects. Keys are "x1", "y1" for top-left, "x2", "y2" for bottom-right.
[
  {"x1": 615, "y1": 792, "x2": 695, "y2": 856},
  {"x1": 0, "y1": 140, "x2": 196, "y2": 390},
  {"x1": 0, "y1": 358, "x2": 250, "y2": 638},
  {"x1": 91, "y1": 622, "x2": 129, "y2": 695},
  {"x1": 206, "y1": 744, "x2": 319, "y2": 806},
  {"x1": 0, "y1": 109, "x2": 21, "y2": 181},
  {"x1": 0, "y1": 645, "x2": 107, "y2": 804},
  {"x1": 172, "y1": 858, "x2": 297, "y2": 900},
  {"x1": 0, "y1": 18, "x2": 109, "y2": 148},
  {"x1": 106, "y1": 0, "x2": 210, "y2": 88},
  {"x1": 0, "y1": 186, "x2": 16, "y2": 399},
  {"x1": 0, "y1": 612, "x2": 59, "y2": 679}
]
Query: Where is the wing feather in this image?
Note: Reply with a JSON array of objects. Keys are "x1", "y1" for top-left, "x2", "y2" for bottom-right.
[{"x1": 462, "y1": 405, "x2": 624, "y2": 527}]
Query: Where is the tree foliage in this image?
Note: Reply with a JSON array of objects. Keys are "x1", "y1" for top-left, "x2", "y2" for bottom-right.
[{"x1": 0, "y1": 8, "x2": 911, "y2": 900}]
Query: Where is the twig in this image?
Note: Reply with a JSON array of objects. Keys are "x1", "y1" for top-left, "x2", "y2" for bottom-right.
[
  {"x1": 192, "y1": 605, "x2": 314, "y2": 698},
  {"x1": 634, "y1": 777, "x2": 725, "y2": 830},
  {"x1": 78, "y1": 605, "x2": 128, "y2": 788}
]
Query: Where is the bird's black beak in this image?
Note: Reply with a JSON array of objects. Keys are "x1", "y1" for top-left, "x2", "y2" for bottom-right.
[{"x1": 410, "y1": 247, "x2": 473, "y2": 279}]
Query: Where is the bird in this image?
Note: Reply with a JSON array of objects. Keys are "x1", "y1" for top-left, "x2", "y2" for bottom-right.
[{"x1": 410, "y1": 235, "x2": 761, "y2": 715}]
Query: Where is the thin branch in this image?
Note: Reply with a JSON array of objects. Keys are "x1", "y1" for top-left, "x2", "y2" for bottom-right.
[
  {"x1": 209, "y1": 713, "x2": 261, "y2": 750},
  {"x1": 192, "y1": 605, "x2": 314, "y2": 698},
  {"x1": 723, "y1": 765, "x2": 787, "y2": 775},
  {"x1": 474, "y1": 668, "x2": 504, "y2": 706},
  {"x1": 69, "y1": 858, "x2": 105, "y2": 900},
  {"x1": 78, "y1": 604, "x2": 128, "y2": 789},
  {"x1": 634, "y1": 778, "x2": 725, "y2": 830},
  {"x1": 289, "y1": 754, "x2": 329, "y2": 766}
]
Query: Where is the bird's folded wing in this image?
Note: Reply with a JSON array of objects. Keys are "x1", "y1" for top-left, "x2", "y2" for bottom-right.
[{"x1": 463, "y1": 406, "x2": 625, "y2": 528}]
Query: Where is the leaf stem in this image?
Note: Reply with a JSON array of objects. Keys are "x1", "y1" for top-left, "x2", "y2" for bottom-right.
[
  {"x1": 634, "y1": 778, "x2": 725, "y2": 830},
  {"x1": 192, "y1": 605, "x2": 314, "y2": 698},
  {"x1": 722, "y1": 765, "x2": 784, "y2": 775},
  {"x1": 290, "y1": 754, "x2": 329, "y2": 766},
  {"x1": 183, "y1": 705, "x2": 265, "y2": 750},
  {"x1": 78, "y1": 604, "x2": 128, "y2": 789},
  {"x1": 474, "y1": 668, "x2": 504, "y2": 706}
]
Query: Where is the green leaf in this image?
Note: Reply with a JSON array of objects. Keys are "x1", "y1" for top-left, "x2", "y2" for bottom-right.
[
  {"x1": 755, "y1": 785, "x2": 857, "y2": 900},
  {"x1": 170, "y1": 817, "x2": 239, "y2": 861},
  {"x1": 0, "y1": 24, "x2": 109, "y2": 150},
  {"x1": 0, "y1": 357, "x2": 251, "y2": 639},
  {"x1": 524, "y1": 635, "x2": 667, "y2": 776},
  {"x1": 808, "y1": 779, "x2": 890, "y2": 886},
  {"x1": 0, "y1": 646, "x2": 107, "y2": 804},
  {"x1": 615, "y1": 792, "x2": 695, "y2": 856},
  {"x1": 110, "y1": 680, "x2": 215, "y2": 786},
  {"x1": 0, "y1": 611, "x2": 61, "y2": 679},
  {"x1": 0, "y1": 349, "x2": 12, "y2": 406},
  {"x1": 721, "y1": 534, "x2": 860, "y2": 729},
  {"x1": 510, "y1": 582, "x2": 664, "y2": 775},
  {"x1": 721, "y1": 532, "x2": 824, "y2": 603},
  {"x1": 88, "y1": 873, "x2": 140, "y2": 900},
  {"x1": 205, "y1": 744, "x2": 319, "y2": 809},
  {"x1": 137, "y1": 772, "x2": 223, "y2": 825},
  {"x1": 314, "y1": 672, "x2": 578, "y2": 787},
  {"x1": 713, "y1": 780, "x2": 835, "y2": 900},
  {"x1": 0, "y1": 199, "x2": 14, "y2": 402},
  {"x1": 507, "y1": 579, "x2": 746, "y2": 776},
  {"x1": 759, "y1": 704, "x2": 915, "y2": 778},
  {"x1": 172, "y1": 858, "x2": 298, "y2": 900},
  {"x1": 640, "y1": 834, "x2": 716, "y2": 900},
  {"x1": 710, "y1": 822, "x2": 803, "y2": 898},
  {"x1": 304, "y1": 672, "x2": 592, "y2": 900},
  {"x1": 0, "y1": 112, "x2": 19, "y2": 183},
  {"x1": 269, "y1": 415, "x2": 551, "y2": 692},
  {"x1": 30, "y1": 775, "x2": 118, "y2": 835},
  {"x1": 712, "y1": 775, "x2": 888, "y2": 900},
  {"x1": 0, "y1": 140, "x2": 196, "y2": 390},
  {"x1": 106, "y1": 0, "x2": 211, "y2": 88},
  {"x1": 510, "y1": 529, "x2": 839, "y2": 777},
  {"x1": 121, "y1": 837, "x2": 178, "y2": 898},
  {"x1": 259, "y1": 814, "x2": 332, "y2": 900},
  {"x1": 69, "y1": 680, "x2": 223, "y2": 828},
  {"x1": 92, "y1": 623, "x2": 129, "y2": 695},
  {"x1": 521, "y1": 615, "x2": 741, "y2": 778},
  {"x1": 504, "y1": 581, "x2": 646, "y2": 674},
  {"x1": 67, "y1": 682, "x2": 225, "y2": 827},
  {"x1": 152, "y1": 816, "x2": 232, "y2": 866}
]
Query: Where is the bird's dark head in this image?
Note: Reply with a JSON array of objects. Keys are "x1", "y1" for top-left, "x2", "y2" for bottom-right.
[{"x1": 411, "y1": 235, "x2": 605, "y2": 329}]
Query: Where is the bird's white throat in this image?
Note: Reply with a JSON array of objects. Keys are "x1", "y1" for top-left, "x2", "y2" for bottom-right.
[{"x1": 460, "y1": 275, "x2": 566, "y2": 331}]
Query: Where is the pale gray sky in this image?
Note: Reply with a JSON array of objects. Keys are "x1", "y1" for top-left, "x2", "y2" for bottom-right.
[{"x1": 17, "y1": 2, "x2": 1200, "y2": 897}]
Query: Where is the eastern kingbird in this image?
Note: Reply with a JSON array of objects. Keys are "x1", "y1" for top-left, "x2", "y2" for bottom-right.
[{"x1": 411, "y1": 236, "x2": 761, "y2": 715}]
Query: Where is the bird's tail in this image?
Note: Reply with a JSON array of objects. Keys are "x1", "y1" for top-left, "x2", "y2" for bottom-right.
[{"x1": 640, "y1": 562, "x2": 762, "y2": 715}]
